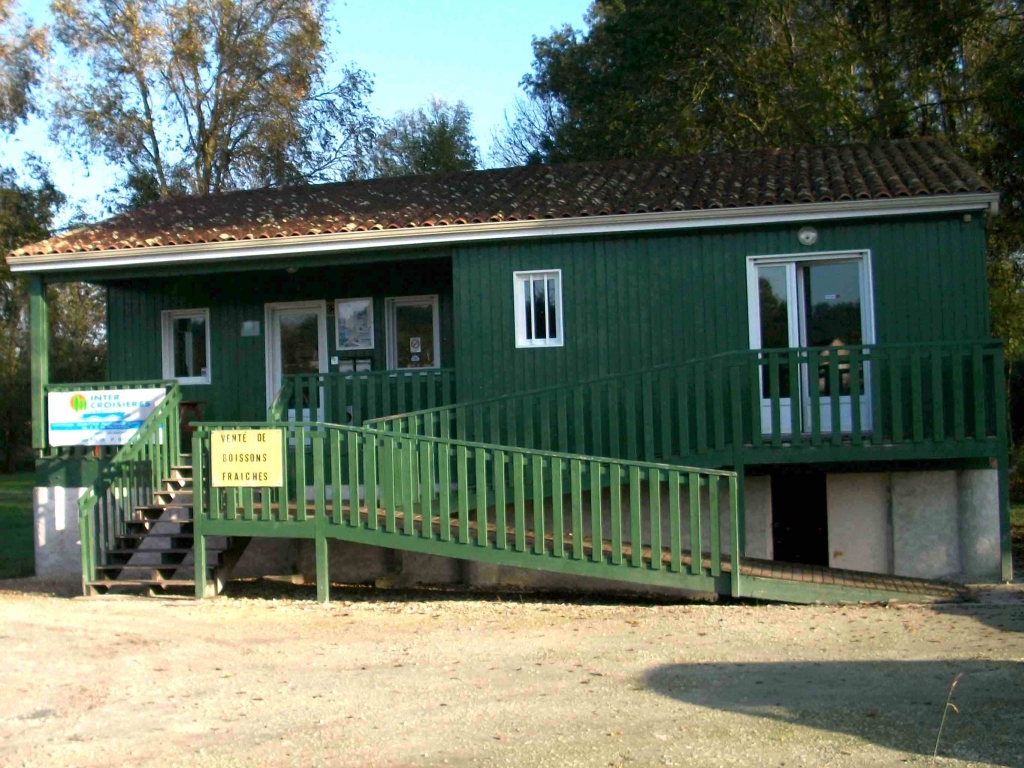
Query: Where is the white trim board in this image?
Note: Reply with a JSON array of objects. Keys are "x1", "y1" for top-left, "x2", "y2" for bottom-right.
[{"x1": 7, "y1": 193, "x2": 999, "y2": 274}]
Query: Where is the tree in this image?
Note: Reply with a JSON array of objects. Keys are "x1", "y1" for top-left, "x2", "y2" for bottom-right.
[
  {"x1": 370, "y1": 97, "x2": 480, "y2": 178},
  {"x1": 50, "y1": 0, "x2": 377, "y2": 197},
  {"x1": 0, "y1": 161, "x2": 63, "y2": 471},
  {"x1": 0, "y1": 0, "x2": 47, "y2": 133},
  {"x1": 500, "y1": 0, "x2": 1009, "y2": 163}
]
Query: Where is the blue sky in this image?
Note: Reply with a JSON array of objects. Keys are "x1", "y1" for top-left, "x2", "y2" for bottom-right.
[{"x1": 1, "y1": 0, "x2": 589, "y2": 224}]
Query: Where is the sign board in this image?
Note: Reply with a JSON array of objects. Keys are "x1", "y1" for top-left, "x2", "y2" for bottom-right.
[
  {"x1": 210, "y1": 429, "x2": 284, "y2": 487},
  {"x1": 47, "y1": 388, "x2": 167, "y2": 447}
]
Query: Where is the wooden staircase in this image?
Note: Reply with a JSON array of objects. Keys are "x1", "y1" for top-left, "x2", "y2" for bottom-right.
[{"x1": 86, "y1": 460, "x2": 248, "y2": 596}]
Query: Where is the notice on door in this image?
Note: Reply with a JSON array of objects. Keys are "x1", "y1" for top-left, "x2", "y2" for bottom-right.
[{"x1": 210, "y1": 429, "x2": 284, "y2": 487}]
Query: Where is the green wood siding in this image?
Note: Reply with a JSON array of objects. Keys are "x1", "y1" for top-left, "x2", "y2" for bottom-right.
[
  {"x1": 452, "y1": 214, "x2": 990, "y2": 400},
  {"x1": 107, "y1": 258, "x2": 454, "y2": 421},
  {"x1": 103, "y1": 212, "x2": 990, "y2": 415}
]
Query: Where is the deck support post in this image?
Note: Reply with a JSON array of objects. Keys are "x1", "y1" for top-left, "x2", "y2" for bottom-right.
[
  {"x1": 998, "y1": 448, "x2": 1013, "y2": 583},
  {"x1": 315, "y1": 532, "x2": 329, "y2": 604},
  {"x1": 29, "y1": 275, "x2": 49, "y2": 452}
]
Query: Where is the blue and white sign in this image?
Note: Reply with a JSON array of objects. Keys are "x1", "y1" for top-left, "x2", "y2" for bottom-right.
[{"x1": 47, "y1": 388, "x2": 167, "y2": 447}]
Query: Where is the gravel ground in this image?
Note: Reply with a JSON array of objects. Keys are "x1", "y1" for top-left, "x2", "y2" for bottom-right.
[{"x1": 1, "y1": 578, "x2": 1022, "y2": 768}]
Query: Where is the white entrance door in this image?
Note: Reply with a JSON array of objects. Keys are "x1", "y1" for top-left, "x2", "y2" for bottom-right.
[
  {"x1": 265, "y1": 301, "x2": 328, "y2": 421},
  {"x1": 749, "y1": 253, "x2": 874, "y2": 436}
]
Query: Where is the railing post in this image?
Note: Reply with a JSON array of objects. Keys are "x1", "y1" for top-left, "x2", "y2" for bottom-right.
[
  {"x1": 313, "y1": 435, "x2": 330, "y2": 604},
  {"x1": 729, "y1": 474, "x2": 742, "y2": 598},
  {"x1": 192, "y1": 432, "x2": 208, "y2": 598},
  {"x1": 78, "y1": 493, "x2": 97, "y2": 595}
]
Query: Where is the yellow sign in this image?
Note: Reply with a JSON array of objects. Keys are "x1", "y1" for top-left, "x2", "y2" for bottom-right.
[{"x1": 210, "y1": 429, "x2": 283, "y2": 487}]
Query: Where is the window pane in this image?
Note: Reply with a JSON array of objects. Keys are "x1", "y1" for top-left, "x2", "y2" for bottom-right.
[
  {"x1": 173, "y1": 316, "x2": 207, "y2": 379},
  {"x1": 547, "y1": 277, "x2": 558, "y2": 339},
  {"x1": 279, "y1": 311, "x2": 320, "y2": 376},
  {"x1": 524, "y1": 279, "x2": 532, "y2": 340},
  {"x1": 533, "y1": 278, "x2": 547, "y2": 339},
  {"x1": 394, "y1": 301, "x2": 436, "y2": 368},
  {"x1": 757, "y1": 266, "x2": 790, "y2": 349},
  {"x1": 757, "y1": 266, "x2": 791, "y2": 398},
  {"x1": 803, "y1": 261, "x2": 863, "y2": 396}
]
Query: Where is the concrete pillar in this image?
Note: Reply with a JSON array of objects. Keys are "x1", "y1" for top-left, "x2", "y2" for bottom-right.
[
  {"x1": 742, "y1": 476, "x2": 773, "y2": 560},
  {"x1": 826, "y1": 473, "x2": 891, "y2": 574},
  {"x1": 33, "y1": 486, "x2": 85, "y2": 578},
  {"x1": 958, "y1": 469, "x2": 1001, "y2": 581},
  {"x1": 892, "y1": 471, "x2": 961, "y2": 579}
]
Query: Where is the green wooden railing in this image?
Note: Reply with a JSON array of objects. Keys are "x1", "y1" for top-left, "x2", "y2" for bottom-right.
[
  {"x1": 191, "y1": 421, "x2": 741, "y2": 603},
  {"x1": 42, "y1": 380, "x2": 176, "y2": 460},
  {"x1": 269, "y1": 369, "x2": 456, "y2": 427},
  {"x1": 366, "y1": 341, "x2": 1006, "y2": 465},
  {"x1": 78, "y1": 383, "x2": 182, "y2": 591}
]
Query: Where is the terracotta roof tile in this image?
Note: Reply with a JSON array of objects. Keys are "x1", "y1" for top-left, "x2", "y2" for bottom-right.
[{"x1": 9, "y1": 138, "x2": 990, "y2": 258}]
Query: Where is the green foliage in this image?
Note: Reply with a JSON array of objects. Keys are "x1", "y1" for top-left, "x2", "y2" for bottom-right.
[
  {"x1": 370, "y1": 97, "x2": 480, "y2": 178},
  {"x1": 0, "y1": 471, "x2": 33, "y2": 578},
  {"x1": 50, "y1": 0, "x2": 377, "y2": 197},
  {"x1": 0, "y1": 0, "x2": 46, "y2": 133},
  {"x1": 0, "y1": 161, "x2": 105, "y2": 471}
]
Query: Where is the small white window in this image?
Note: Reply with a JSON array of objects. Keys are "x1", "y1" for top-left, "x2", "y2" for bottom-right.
[
  {"x1": 161, "y1": 308, "x2": 211, "y2": 384},
  {"x1": 514, "y1": 270, "x2": 563, "y2": 348}
]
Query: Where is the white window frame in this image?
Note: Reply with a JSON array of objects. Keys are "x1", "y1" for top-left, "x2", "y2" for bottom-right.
[
  {"x1": 513, "y1": 269, "x2": 564, "y2": 348},
  {"x1": 161, "y1": 308, "x2": 212, "y2": 385},
  {"x1": 385, "y1": 294, "x2": 441, "y2": 370}
]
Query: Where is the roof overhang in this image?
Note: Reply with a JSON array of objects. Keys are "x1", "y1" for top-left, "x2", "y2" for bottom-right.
[{"x1": 7, "y1": 191, "x2": 1000, "y2": 274}]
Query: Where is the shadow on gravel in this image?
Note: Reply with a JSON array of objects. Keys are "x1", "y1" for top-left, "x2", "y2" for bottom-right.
[
  {"x1": 930, "y1": 601, "x2": 1024, "y2": 633},
  {"x1": 220, "y1": 577, "x2": 711, "y2": 606},
  {"x1": 643, "y1": 660, "x2": 1024, "y2": 766}
]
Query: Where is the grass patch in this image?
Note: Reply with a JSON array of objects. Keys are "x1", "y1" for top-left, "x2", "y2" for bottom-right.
[
  {"x1": 0, "y1": 473, "x2": 34, "y2": 579},
  {"x1": 1012, "y1": 503, "x2": 1024, "y2": 576}
]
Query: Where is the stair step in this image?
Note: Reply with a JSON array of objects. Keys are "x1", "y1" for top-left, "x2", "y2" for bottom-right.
[
  {"x1": 126, "y1": 518, "x2": 192, "y2": 529},
  {"x1": 95, "y1": 563, "x2": 215, "y2": 572},
  {"x1": 87, "y1": 579, "x2": 198, "y2": 589},
  {"x1": 105, "y1": 548, "x2": 222, "y2": 561},
  {"x1": 133, "y1": 509, "x2": 193, "y2": 522},
  {"x1": 104, "y1": 554, "x2": 223, "y2": 568},
  {"x1": 154, "y1": 490, "x2": 193, "y2": 502}
]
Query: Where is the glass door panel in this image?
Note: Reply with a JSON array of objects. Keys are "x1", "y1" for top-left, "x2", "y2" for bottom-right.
[
  {"x1": 800, "y1": 261, "x2": 870, "y2": 433},
  {"x1": 756, "y1": 264, "x2": 796, "y2": 434},
  {"x1": 267, "y1": 302, "x2": 327, "y2": 421},
  {"x1": 751, "y1": 256, "x2": 873, "y2": 437}
]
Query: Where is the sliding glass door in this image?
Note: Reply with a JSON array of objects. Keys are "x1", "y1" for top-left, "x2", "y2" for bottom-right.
[{"x1": 749, "y1": 253, "x2": 874, "y2": 436}]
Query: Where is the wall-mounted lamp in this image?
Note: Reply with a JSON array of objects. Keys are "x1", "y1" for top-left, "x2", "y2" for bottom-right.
[{"x1": 797, "y1": 226, "x2": 818, "y2": 246}]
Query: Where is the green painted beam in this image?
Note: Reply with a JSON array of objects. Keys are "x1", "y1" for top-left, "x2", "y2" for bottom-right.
[
  {"x1": 201, "y1": 518, "x2": 318, "y2": 538},
  {"x1": 739, "y1": 575, "x2": 962, "y2": 605},
  {"x1": 29, "y1": 275, "x2": 49, "y2": 451}
]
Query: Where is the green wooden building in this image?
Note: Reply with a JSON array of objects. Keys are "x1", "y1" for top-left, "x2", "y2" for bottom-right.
[{"x1": 9, "y1": 138, "x2": 1010, "y2": 603}]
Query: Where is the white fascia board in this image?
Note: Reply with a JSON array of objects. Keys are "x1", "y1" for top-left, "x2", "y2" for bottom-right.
[{"x1": 7, "y1": 192, "x2": 1000, "y2": 274}]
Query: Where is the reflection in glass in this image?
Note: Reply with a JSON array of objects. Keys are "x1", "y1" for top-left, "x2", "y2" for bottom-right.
[
  {"x1": 757, "y1": 266, "x2": 791, "y2": 397},
  {"x1": 279, "y1": 310, "x2": 320, "y2": 408},
  {"x1": 547, "y1": 277, "x2": 558, "y2": 338},
  {"x1": 173, "y1": 316, "x2": 207, "y2": 379},
  {"x1": 533, "y1": 278, "x2": 547, "y2": 340},
  {"x1": 803, "y1": 261, "x2": 863, "y2": 396},
  {"x1": 394, "y1": 301, "x2": 436, "y2": 369}
]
